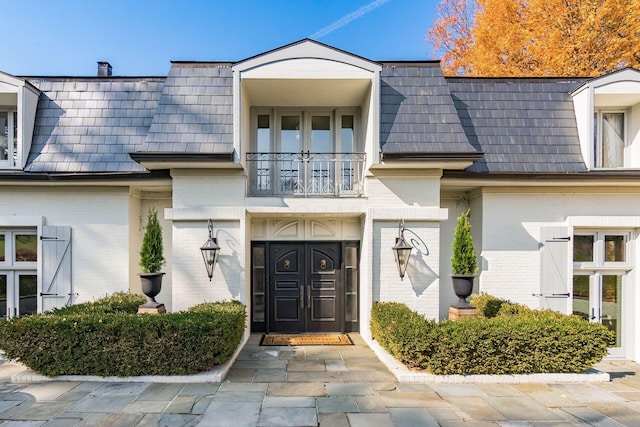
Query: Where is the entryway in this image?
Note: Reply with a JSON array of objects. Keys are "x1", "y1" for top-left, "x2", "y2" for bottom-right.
[{"x1": 250, "y1": 241, "x2": 359, "y2": 334}]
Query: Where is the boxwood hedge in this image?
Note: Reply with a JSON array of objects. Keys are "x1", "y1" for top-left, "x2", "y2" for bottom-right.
[
  {"x1": 370, "y1": 297, "x2": 613, "y2": 375},
  {"x1": 0, "y1": 293, "x2": 246, "y2": 377}
]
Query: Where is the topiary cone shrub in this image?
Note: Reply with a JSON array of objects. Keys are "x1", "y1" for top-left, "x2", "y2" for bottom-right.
[
  {"x1": 451, "y1": 208, "x2": 477, "y2": 276},
  {"x1": 139, "y1": 207, "x2": 165, "y2": 274}
]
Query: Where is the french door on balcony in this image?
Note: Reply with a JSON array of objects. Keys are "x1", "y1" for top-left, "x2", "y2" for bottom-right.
[{"x1": 248, "y1": 109, "x2": 363, "y2": 196}]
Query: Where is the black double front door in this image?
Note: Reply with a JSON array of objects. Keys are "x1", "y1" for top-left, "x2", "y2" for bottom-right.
[{"x1": 269, "y1": 242, "x2": 342, "y2": 333}]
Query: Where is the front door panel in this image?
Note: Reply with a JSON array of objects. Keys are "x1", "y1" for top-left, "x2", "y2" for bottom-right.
[
  {"x1": 268, "y1": 242, "x2": 342, "y2": 333},
  {"x1": 270, "y1": 244, "x2": 305, "y2": 333},
  {"x1": 307, "y1": 243, "x2": 341, "y2": 332}
]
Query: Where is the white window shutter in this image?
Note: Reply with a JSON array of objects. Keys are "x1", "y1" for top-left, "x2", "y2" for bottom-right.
[
  {"x1": 41, "y1": 226, "x2": 73, "y2": 312},
  {"x1": 539, "y1": 226, "x2": 571, "y2": 313}
]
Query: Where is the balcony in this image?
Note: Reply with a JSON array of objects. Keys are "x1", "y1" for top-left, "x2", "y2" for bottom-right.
[{"x1": 246, "y1": 152, "x2": 366, "y2": 197}]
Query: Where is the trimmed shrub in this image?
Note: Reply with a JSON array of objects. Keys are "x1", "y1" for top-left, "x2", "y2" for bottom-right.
[
  {"x1": 370, "y1": 300, "x2": 612, "y2": 375},
  {"x1": 51, "y1": 292, "x2": 146, "y2": 316},
  {"x1": 0, "y1": 295, "x2": 245, "y2": 377},
  {"x1": 469, "y1": 293, "x2": 506, "y2": 318},
  {"x1": 370, "y1": 302, "x2": 438, "y2": 369},
  {"x1": 470, "y1": 293, "x2": 534, "y2": 318}
]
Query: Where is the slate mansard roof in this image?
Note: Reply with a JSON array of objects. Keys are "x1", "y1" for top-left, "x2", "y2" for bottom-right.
[
  {"x1": 141, "y1": 63, "x2": 233, "y2": 155},
  {"x1": 26, "y1": 77, "x2": 165, "y2": 174},
  {"x1": 9, "y1": 51, "x2": 597, "y2": 177},
  {"x1": 446, "y1": 78, "x2": 588, "y2": 173}
]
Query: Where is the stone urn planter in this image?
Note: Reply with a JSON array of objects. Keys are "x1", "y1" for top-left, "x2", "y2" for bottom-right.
[
  {"x1": 451, "y1": 274, "x2": 475, "y2": 308},
  {"x1": 139, "y1": 272, "x2": 165, "y2": 309}
]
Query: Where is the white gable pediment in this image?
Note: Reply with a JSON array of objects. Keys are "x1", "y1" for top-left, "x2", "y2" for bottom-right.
[
  {"x1": 571, "y1": 68, "x2": 640, "y2": 97},
  {"x1": 233, "y1": 39, "x2": 381, "y2": 75}
]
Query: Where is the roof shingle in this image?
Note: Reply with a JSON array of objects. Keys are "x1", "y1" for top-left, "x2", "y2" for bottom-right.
[
  {"x1": 446, "y1": 78, "x2": 588, "y2": 173},
  {"x1": 26, "y1": 78, "x2": 164, "y2": 173},
  {"x1": 380, "y1": 65, "x2": 478, "y2": 155}
]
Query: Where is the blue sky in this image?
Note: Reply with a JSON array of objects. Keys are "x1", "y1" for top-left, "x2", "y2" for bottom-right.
[{"x1": 2, "y1": 0, "x2": 440, "y2": 76}]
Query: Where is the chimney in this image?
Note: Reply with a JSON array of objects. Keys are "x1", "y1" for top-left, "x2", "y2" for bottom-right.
[{"x1": 97, "y1": 61, "x2": 113, "y2": 77}]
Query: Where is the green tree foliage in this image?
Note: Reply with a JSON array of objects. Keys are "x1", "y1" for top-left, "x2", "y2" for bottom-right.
[
  {"x1": 0, "y1": 294, "x2": 246, "y2": 377},
  {"x1": 139, "y1": 208, "x2": 165, "y2": 273},
  {"x1": 370, "y1": 301, "x2": 613, "y2": 375},
  {"x1": 451, "y1": 208, "x2": 477, "y2": 275}
]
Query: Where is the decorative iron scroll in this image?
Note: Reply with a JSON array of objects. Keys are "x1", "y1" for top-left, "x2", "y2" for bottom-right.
[
  {"x1": 246, "y1": 152, "x2": 366, "y2": 197},
  {"x1": 403, "y1": 227, "x2": 430, "y2": 256}
]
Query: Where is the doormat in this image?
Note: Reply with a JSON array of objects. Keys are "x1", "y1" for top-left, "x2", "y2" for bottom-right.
[{"x1": 260, "y1": 334, "x2": 353, "y2": 346}]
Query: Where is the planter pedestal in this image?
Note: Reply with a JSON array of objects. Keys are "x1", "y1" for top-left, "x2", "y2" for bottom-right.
[
  {"x1": 138, "y1": 305, "x2": 166, "y2": 314},
  {"x1": 448, "y1": 306, "x2": 478, "y2": 320}
]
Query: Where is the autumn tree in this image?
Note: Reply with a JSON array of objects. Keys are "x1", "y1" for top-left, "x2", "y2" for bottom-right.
[
  {"x1": 427, "y1": 0, "x2": 640, "y2": 76},
  {"x1": 427, "y1": 0, "x2": 478, "y2": 75}
]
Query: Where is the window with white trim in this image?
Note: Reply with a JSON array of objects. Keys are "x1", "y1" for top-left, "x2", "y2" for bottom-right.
[
  {"x1": 572, "y1": 231, "x2": 632, "y2": 352},
  {"x1": 0, "y1": 110, "x2": 17, "y2": 167},
  {"x1": 0, "y1": 229, "x2": 37, "y2": 318},
  {"x1": 594, "y1": 110, "x2": 628, "y2": 168}
]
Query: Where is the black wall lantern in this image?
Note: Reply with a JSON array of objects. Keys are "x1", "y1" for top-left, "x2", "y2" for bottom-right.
[
  {"x1": 391, "y1": 220, "x2": 413, "y2": 281},
  {"x1": 200, "y1": 219, "x2": 220, "y2": 281}
]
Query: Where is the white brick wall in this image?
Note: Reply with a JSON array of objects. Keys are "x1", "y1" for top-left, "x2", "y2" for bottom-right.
[
  {"x1": 367, "y1": 176, "x2": 441, "y2": 206},
  {"x1": 171, "y1": 220, "x2": 245, "y2": 312},
  {"x1": 172, "y1": 172, "x2": 245, "y2": 208},
  {"x1": 373, "y1": 221, "x2": 441, "y2": 320},
  {"x1": 469, "y1": 189, "x2": 640, "y2": 360},
  {"x1": 0, "y1": 187, "x2": 131, "y2": 304}
]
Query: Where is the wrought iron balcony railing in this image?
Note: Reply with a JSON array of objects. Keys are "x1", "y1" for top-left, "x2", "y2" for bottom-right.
[{"x1": 246, "y1": 152, "x2": 366, "y2": 197}]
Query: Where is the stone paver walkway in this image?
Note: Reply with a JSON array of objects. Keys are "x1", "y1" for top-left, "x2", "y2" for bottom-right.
[{"x1": 1, "y1": 334, "x2": 640, "y2": 426}]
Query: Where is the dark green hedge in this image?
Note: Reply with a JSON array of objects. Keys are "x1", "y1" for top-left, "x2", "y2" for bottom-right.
[
  {"x1": 470, "y1": 293, "x2": 532, "y2": 318},
  {"x1": 0, "y1": 293, "x2": 246, "y2": 377},
  {"x1": 370, "y1": 302, "x2": 438, "y2": 369},
  {"x1": 370, "y1": 299, "x2": 613, "y2": 375}
]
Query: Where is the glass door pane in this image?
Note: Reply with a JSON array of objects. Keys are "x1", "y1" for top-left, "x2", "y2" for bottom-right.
[
  {"x1": 281, "y1": 116, "x2": 301, "y2": 152},
  {"x1": 18, "y1": 274, "x2": 37, "y2": 316},
  {"x1": 573, "y1": 235, "x2": 594, "y2": 262},
  {"x1": 310, "y1": 115, "x2": 332, "y2": 194},
  {"x1": 0, "y1": 234, "x2": 5, "y2": 262},
  {"x1": 0, "y1": 274, "x2": 7, "y2": 318},
  {"x1": 601, "y1": 275, "x2": 622, "y2": 347},
  {"x1": 311, "y1": 116, "x2": 331, "y2": 152},
  {"x1": 340, "y1": 115, "x2": 355, "y2": 192},
  {"x1": 15, "y1": 234, "x2": 37, "y2": 262},
  {"x1": 345, "y1": 246, "x2": 358, "y2": 322},
  {"x1": 572, "y1": 275, "x2": 590, "y2": 320},
  {"x1": 252, "y1": 246, "x2": 266, "y2": 323},
  {"x1": 604, "y1": 235, "x2": 625, "y2": 262},
  {"x1": 255, "y1": 115, "x2": 272, "y2": 192},
  {"x1": 280, "y1": 116, "x2": 301, "y2": 193}
]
